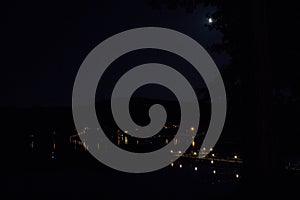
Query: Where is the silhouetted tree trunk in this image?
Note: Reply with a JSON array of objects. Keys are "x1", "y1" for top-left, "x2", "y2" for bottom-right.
[{"x1": 241, "y1": 0, "x2": 279, "y2": 196}]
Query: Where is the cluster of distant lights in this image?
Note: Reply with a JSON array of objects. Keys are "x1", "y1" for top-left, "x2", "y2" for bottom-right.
[
  {"x1": 70, "y1": 125, "x2": 200, "y2": 148},
  {"x1": 71, "y1": 125, "x2": 196, "y2": 137},
  {"x1": 71, "y1": 127, "x2": 242, "y2": 163},
  {"x1": 68, "y1": 126, "x2": 241, "y2": 174},
  {"x1": 170, "y1": 149, "x2": 241, "y2": 180},
  {"x1": 170, "y1": 147, "x2": 215, "y2": 155},
  {"x1": 170, "y1": 161, "x2": 240, "y2": 179},
  {"x1": 38, "y1": 125, "x2": 242, "y2": 180}
]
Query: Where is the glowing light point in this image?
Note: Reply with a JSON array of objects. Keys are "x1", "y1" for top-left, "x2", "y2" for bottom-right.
[
  {"x1": 194, "y1": 167, "x2": 198, "y2": 171},
  {"x1": 213, "y1": 170, "x2": 216, "y2": 174},
  {"x1": 208, "y1": 17, "x2": 213, "y2": 24},
  {"x1": 179, "y1": 164, "x2": 183, "y2": 168},
  {"x1": 165, "y1": 139, "x2": 169, "y2": 144}
]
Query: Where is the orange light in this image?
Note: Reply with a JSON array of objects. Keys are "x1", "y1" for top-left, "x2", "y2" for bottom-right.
[{"x1": 174, "y1": 138, "x2": 178, "y2": 145}]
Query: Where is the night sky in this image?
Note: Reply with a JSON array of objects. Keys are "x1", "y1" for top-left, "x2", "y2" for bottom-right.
[{"x1": 4, "y1": 0, "x2": 229, "y2": 107}]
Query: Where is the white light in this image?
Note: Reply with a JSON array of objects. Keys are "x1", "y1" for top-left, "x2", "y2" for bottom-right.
[
  {"x1": 171, "y1": 163, "x2": 174, "y2": 167},
  {"x1": 194, "y1": 167, "x2": 198, "y2": 171},
  {"x1": 236, "y1": 174, "x2": 239, "y2": 178},
  {"x1": 124, "y1": 130, "x2": 128, "y2": 134},
  {"x1": 213, "y1": 170, "x2": 216, "y2": 174},
  {"x1": 211, "y1": 160, "x2": 214, "y2": 164},
  {"x1": 234, "y1": 155, "x2": 238, "y2": 159},
  {"x1": 193, "y1": 152, "x2": 197, "y2": 156},
  {"x1": 178, "y1": 150, "x2": 182, "y2": 154},
  {"x1": 212, "y1": 153, "x2": 215, "y2": 157},
  {"x1": 170, "y1": 150, "x2": 173, "y2": 153},
  {"x1": 190, "y1": 126, "x2": 195, "y2": 131},
  {"x1": 179, "y1": 164, "x2": 183, "y2": 168},
  {"x1": 210, "y1": 148, "x2": 213, "y2": 151},
  {"x1": 208, "y1": 17, "x2": 213, "y2": 23}
]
